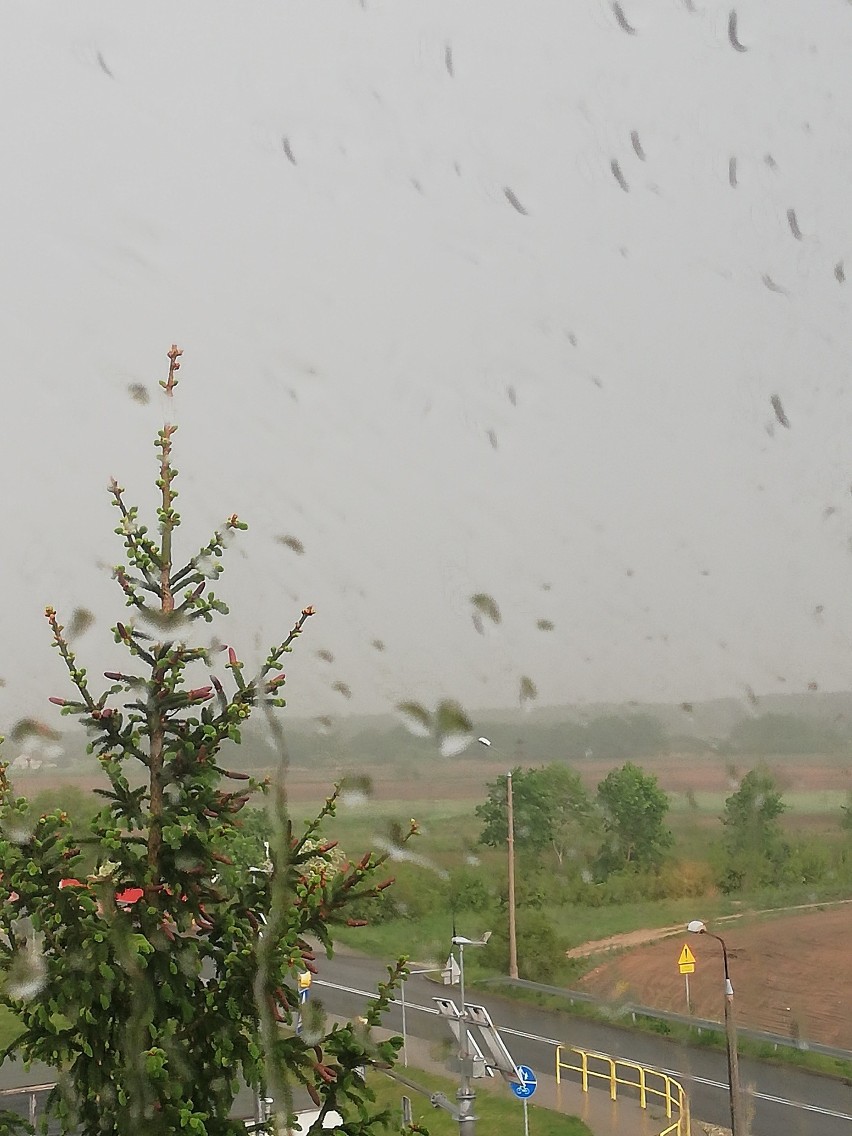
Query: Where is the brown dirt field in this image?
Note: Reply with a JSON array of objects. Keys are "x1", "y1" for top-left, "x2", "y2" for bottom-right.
[
  {"x1": 287, "y1": 753, "x2": 852, "y2": 800},
  {"x1": 14, "y1": 751, "x2": 852, "y2": 804},
  {"x1": 575, "y1": 905, "x2": 852, "y2": 1050},
  {"x1": 12, "y1": 761, "x2": 507, "y2": 804},
  {"x1": 622, "y1": 755, "x2": 852, "y2": 794}
]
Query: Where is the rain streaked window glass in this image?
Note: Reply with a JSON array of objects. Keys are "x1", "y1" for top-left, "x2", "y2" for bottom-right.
[{"x1": 1, "y1": 3, "x2": 851, "y2": 1134}]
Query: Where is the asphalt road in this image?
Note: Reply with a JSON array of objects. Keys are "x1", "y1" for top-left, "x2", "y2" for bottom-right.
[
  {"x1": 1, "y1": 953, "x2": 849, "y2": 1134},
  {"x1": 315, "y1": 952, "x2": 852, "y2": 1136},
  {"x1": 0, "y1": 1081, "x2": 263, "y2": 1133}
]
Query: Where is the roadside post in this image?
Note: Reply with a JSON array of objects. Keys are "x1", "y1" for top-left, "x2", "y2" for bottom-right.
[
  {"x1": 509, "y1": 1064, "x2": 537, "y2": 1136},
  {"x1": 678, "y1": 943, "x2": 696, "y2": 1012},
  {"x1": 296, "y1": 969, "x2": 312, "y2": 1035}
]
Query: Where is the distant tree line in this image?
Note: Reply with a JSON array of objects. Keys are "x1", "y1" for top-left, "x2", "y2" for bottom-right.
[
  {"x1": 474, "y1": 761, "x2": 852, "y2": 899},
  {"x1": 475, "y1": 762, "x2": 673, "y2": 880},
  {"x1": 237, "y1": 708, "x2": 852, "y2": 772},
  {"x1": 719, "y1": 712, "x2": 850, "y2": 756}
]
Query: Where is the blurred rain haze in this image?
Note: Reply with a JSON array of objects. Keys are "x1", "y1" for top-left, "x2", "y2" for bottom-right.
[{"x1": 1, "y1": 0, "x2": 852, "y2": 728}]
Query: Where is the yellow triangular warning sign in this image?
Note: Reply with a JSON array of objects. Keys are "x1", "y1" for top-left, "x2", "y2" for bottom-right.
[{"x1": 678, "y1": 944, "x2": 696, "y2": 966}]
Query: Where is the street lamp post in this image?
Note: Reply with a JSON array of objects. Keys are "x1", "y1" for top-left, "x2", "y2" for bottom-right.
[
  {"x1": 688, "y1": 920, "x2": 746, "y2": 1136},
  {"x1": 451, "y1": 932, "x2": 491, "y2": 1136},
  {"x1": 477, "y1": 738, "x2": 519, "y2": 980}
]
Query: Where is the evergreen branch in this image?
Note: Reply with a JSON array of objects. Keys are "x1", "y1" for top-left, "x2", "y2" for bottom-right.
[
  {"x1": 108, "y1": 477, "x2": 163, "y2": 579},
  {"x1": 161, "y1": 343, "x2": 182, "y2": 395},
  {"x1": 45, "y1": 607, "x2": 95, "y2": 709},
  {"x1": 291, "y1": 786, "x2": 341, "y2": 857},
  {"x1": 169, "y1": 514, "x2": 246, "y2": 590},
  {"x1": 259, "y1": 607, "x2": 316, "y2": 683}
]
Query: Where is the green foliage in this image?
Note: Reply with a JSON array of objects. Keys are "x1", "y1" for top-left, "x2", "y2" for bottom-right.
[
  {"x1": 717, "y1": 767, "x2": 789, "y2": 892},
  {"x1": 366, "y1": 1067, "x2": 594, "y2": 1136},
  {"x1": 0, "y1": 348, "x2": 410, "y2": 1136},
  {"x1": 444, "y1": 865, "x2": 493, "y2": 913},
  {"x1": 726, "y1": 713, "x2": 846, "y2": 755},
  {"x1": 482, "y1": 909, "x2": 567, "y2": 982},
  {"x1": 595, "y1": 762, "x2": 673, "y2": 875},
  {"x1": 475, "y1": 764, "x2": 596, "y2": 867}
]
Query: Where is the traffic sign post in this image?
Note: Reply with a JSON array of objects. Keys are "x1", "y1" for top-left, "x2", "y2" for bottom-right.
[
  {"x1": 678, "y1": 944, "x2": 696, "y2": 1012},
  {"x1": 510, "y1": 1065, "x2": 537, "y2": 1136},
  {"x1": 296, "y1": 970, "x2": 312, "y2": 1035}
]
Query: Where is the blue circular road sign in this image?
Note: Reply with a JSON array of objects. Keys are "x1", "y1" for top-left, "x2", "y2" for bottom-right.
[{"x1": 510, "y1": 1065, "x2": 537, "y2": 1099}]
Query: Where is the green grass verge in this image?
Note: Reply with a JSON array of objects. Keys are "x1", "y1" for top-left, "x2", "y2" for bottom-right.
[
  {"x1": 366, "y1": 1065, "x2": 594, "y2": 1135},
  {"x1": 483, "y1": 982, "x2": 852, "y2": 1084}
]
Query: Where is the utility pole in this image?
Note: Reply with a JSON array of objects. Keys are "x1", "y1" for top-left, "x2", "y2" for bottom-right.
[
  {"x1": 506, "y1": 771, "x2": 519, "y2": 979},
  {"x1": 478, "y1": 740, "x2": 519, "y2": 983}
]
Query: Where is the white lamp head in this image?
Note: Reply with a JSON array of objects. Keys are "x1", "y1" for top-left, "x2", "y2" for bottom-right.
[{"x1": 687, "y1": 920, "x2": 706, "y2": 934}]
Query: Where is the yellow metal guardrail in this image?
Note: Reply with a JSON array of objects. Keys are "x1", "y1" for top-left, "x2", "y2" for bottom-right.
[{"x1": 555, "y1": 1044, "x2": 690, "y2": 1136}]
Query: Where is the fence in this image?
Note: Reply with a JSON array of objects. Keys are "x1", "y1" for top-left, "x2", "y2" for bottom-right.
[
  {"x1": 556, "y1": 1044, "x2": 690, "y2": 1136},
  {"x1": 485, "y1": 975, "x2": 852, "y2": 1063}
]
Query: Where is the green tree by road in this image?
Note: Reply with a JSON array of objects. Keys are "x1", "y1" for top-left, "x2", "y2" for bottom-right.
[
  {"x1": 718, "y1": 767, "x2": 789, "y2": 892},
  {"x1": 476, "y1": 764, "x2": 596, "y2": 867},
  {"x1": 595, "y1": 762, "x2": 673, "y2": 875}
]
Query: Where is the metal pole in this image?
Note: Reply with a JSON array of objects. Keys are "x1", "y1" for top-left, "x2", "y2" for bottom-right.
[
  {"x1": 708, "y1": 932, "x2": 746, "y2": 1136},
  {"x1": 401, "y1": 979, "x2": 408, "y2": 1067},
  {"x1": 684, "y1": 972, "x2": 690, "y2": 1012},
  {"x1": 456, "y1": 942, "x2": 476, "y2": 1135},
  {"x1": 523, "y1": 1098, "x2": 529, "y2": 1136},
  {"x1": 507, "y1": 771, "x2": 519, "y2": 980}
]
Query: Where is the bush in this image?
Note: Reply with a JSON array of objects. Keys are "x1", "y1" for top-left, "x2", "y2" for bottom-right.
[
  {"x1": 483, "y1": 910, "x2": 567, "y2": 982},
  {"x1": 651, "y1": 859, "x2": 717, "y2": 899},
  {"x1": 445, "y1": 866, "x2": 493, "y2": 913}
]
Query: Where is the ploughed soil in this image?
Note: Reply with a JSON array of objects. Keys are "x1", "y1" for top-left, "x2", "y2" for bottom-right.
[
  {"x1": 574, "y1": 904, "x2": 852, "y2": 1050},
  {"x1": 280, "y1": 754, "x2": 852, "y2": 800},
  {"x1": 14, "y1": 750, "x2": 852, "y2": 804}
]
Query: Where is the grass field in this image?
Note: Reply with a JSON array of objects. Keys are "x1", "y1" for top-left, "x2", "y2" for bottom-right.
[
  {"x1": 666, "y1": 788, "x2": 849, "y2": 814},
  {"x1": 365, "y1": 1066, "x2": 593, "y2": 1136}
]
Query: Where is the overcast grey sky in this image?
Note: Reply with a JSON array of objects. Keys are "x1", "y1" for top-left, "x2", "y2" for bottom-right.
[{"x1": 2, "y1": 0, "x2": 852, "y2": 732}]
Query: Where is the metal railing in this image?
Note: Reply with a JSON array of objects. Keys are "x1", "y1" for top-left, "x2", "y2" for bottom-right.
[
  {"x1": 556, "y1": 1044, "x2": 690, "y2": 1136},
  {"x1": 485, "y1": 974, "x2": 852, "y2": 1063}
]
